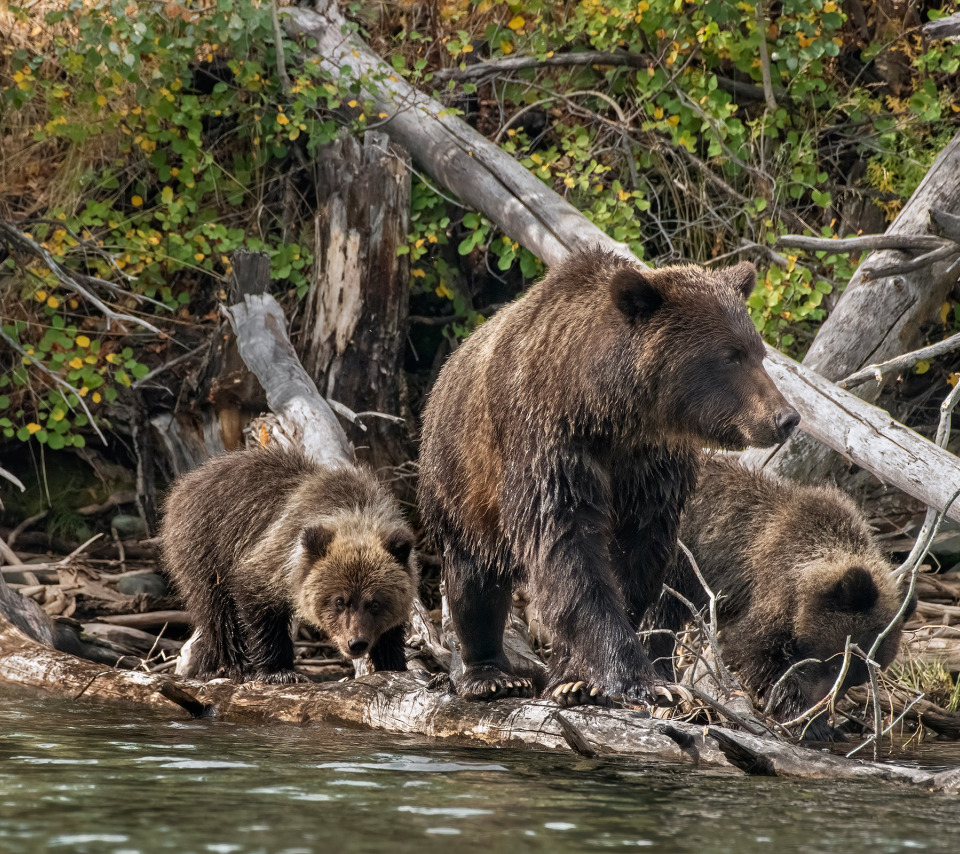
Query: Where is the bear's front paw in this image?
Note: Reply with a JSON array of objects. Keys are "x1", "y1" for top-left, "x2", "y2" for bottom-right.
[
  {"x1": 548, "y1": 678, "x2": 688, "y2": 709},
  {"x1": 255, "y1": 669, "x2": 311, "y2": 685},
  {"x1": 550, "y1": 680, "x2": 613, "y2": 708},
  {"x1": 457, "y1": 666, "x2": 534, "y2": 701}
]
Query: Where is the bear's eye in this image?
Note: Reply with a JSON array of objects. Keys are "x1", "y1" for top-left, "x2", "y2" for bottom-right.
[
  {"x1": 367, "y1": 600, "x2": 380, "y2": 615},
  {"x1": 334, "y1": 597, "x2": 346, "y2": 613},
  {"x1": 722, "y1": 353, "x2": 741, "y2": 367}
]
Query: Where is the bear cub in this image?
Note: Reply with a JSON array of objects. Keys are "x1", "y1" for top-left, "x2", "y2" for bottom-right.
[
  {"x1": 162, "y1": 445, "x2": 418, "y2": 683},
  {"x1": 418, "y1": 248, "x2": 799, "y2": 707},
  {"x1": 647, "y1": 456, "x2": 914, "y2": 739}
]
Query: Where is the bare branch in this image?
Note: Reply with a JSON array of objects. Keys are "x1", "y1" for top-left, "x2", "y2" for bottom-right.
[
  {"x1": 0, "y1": 329, "x2": 107, "y2": 445},
  {"x1": 776, "y1": 233, "x2": 948, "y2": 254},
  {"x1": 0, "y1": 219, "x2": 164, "y2": 336},
  {"x1": 840, "y1": 331, "x2": 960, "y2": 388},
  {"x1": 432, "y1": 50, "x2": 651, "y2": 81}
]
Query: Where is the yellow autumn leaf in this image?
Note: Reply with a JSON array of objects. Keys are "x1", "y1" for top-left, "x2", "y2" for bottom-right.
[
  {"x1": 76, "y1": 335, "x2": 91, "y2": 348},
  {"x1": 941, "y1": 302, "x2": 951, "y2": 325},
  {"x1": 79, "y1": 386, "x2": 89, "y2": 397},
  {"x1": 410, "y1": 268, "x2": 426, "y2": 278},
  {"x1": 50, "y1": 409, "x2": 65, "y2": 422},
  {"x1": 47, "y1": 296, "x2": 60, "y2": 309},
  {"x1": 26, "y1": 423, "x2": 42, "y2": 435},
  {"x1": 915, "y1": 359, "x2": 931, "y2": 375},
  {"x1": 69, "y1": 357, "x2": 83, "y2": 369},
  {"x1": 92, "y1": 392, "x2": 102, "y2": 404},
  {"x1": 35, "y1": 290, "x2": 47, "y2": 302},
  {"x1": 666, "y1": 114, "x2": 680, "y2": 126},
  {"x1": 653, "y1": 106, "x2": 663, "y2": 119},
  {"x1": 508, "y1": 15, "x2": 525, "y2": 31},
  {"x1": 194, "y1": 252, "x2": 205, "y2": 261},
  {"x1": 161, "y1": 186, "x2": 174, "y2": 203},
  {"x1": 949, "y1": 373, "x2": 959, "y2": 388},
  {"x1": 563, "y1": 176, "x2": 575, "y2": 188}
]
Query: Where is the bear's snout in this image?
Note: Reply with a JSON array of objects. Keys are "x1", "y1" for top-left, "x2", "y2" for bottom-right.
[
  {"x1": 774, "y1": 407, "x2": 801, "y2": 442},
  {"x1": 348, "y1": 637, "x2": 370, "y2": 655}
]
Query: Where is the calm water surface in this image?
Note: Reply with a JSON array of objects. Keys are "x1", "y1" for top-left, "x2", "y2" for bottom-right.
[{"x1": 0, "y1": 691, "x2": 957, "y2": 854}]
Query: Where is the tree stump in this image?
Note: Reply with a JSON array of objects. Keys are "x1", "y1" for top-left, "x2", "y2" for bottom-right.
[{"x1": 300, "y1": 131, "x2": 412, "y2": 471}]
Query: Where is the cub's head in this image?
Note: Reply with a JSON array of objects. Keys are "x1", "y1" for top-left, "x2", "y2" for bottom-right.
[
  {"x1": 293, "y1": 519, "x2": 418, "y2": 658},
  {"x1": 610, "y1": 260, "x2": 799, "y2": 448},
  {"x1": 765, "y1": 558, "x2": 914, "y2": 735}
]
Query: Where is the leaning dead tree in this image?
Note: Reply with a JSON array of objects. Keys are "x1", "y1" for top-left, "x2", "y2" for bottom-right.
[{"x1": 285, "y1": 2, "x2": 960, "y2": 524}]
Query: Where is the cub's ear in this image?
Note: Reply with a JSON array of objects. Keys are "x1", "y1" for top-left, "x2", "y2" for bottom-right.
[
  {"x1": 823, "y1": 566, "x2": 879, "y2": 613},
  {"x1": 725, "y1": 261, "x2": 757, "y2": 301},
  {"x1": 610, "y1": 267, "x2": 663, "y2": 320},
  {"x1": 384, "y1": 529, "x2": 413, "y2": 568},
  {"x1": 302, "y1": 525, "x2": 334, "y2": 560}
]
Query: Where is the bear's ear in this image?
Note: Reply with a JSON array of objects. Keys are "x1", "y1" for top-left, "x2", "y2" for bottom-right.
[
  {"x1": 384, "y1": 529, "x2": 413, "y2": 568},
  {"x1": 610, "y1": 267, "x2": 663, "y2": 320},
  {"x1": 302, "y1": 525, "x2": 334, "y2": 561},
  {"x1": 725, "y1": 261, "x2": 757, "y2": 301},
  {"x1": 822, "y1": 566, "x2": 879, "y2": 613}
]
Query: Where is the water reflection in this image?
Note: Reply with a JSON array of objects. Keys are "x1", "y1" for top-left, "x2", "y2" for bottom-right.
[{"x1": 0, "y1": 690, "x2": 957, "y2": 853}]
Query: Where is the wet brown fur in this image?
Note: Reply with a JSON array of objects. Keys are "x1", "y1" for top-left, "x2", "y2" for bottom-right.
[
  {"x1": 161, "y1": 445, "x2": 418, "y2": 682},
  {"x1": 647, "y1": 456, "x2": 913, "y2": 739},
  {"x1": 418, "y1": 248, "x2": 799, "y2": 704}
]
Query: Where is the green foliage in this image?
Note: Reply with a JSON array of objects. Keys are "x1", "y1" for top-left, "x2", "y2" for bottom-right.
[
  {"x1": 1, "y1": 0, "x2": 351, "y2": 445},
  {"x1": 394, "y1": 0, "x2": 960, "y2": 352}
]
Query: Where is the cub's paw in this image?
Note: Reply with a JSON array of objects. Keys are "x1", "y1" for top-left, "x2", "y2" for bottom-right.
[
  {"x1": 457, "y1": 666, "x2": 534, "y2": 701},
  {"x1": 256, "y1": 669, "x2": 311, "y2": 685}
]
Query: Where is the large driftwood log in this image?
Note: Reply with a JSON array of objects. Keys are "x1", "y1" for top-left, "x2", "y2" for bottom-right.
[
  {"x1": 742, "y1": 132, "x2": 960, "y2": 480},
  {"x1": 284, "y1": 3, "x2": 960, "y2": 523},
  {"x1": 301, "y1": 131, "x2": 412, "y2": 470}
]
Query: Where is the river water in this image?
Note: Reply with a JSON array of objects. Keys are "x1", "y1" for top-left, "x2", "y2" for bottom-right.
[{"x1": 0, "y1": 691, "x2": 957, "y2": 854}]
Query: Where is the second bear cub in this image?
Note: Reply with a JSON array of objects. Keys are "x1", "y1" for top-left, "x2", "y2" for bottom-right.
[
  {"x1": 647, "y1": 456, "x2": 913, "y2": 739},
  {"x1": 162, "y1": 445, "x2": 418, "y2": 683}
]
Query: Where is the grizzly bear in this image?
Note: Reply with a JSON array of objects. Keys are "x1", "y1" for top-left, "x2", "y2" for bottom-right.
[
  {"x1": 418, "y1": 248, "x2": 799, "y2": 706},
  {"x1": 161, "y1": 445, "x2": 418, "y2": 683},
  {"x1": 646, "y1": 455, "x2": 914, "y2": 739}
]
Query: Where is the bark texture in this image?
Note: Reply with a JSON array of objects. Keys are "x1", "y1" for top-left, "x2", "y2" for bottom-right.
[{"x1": 300, "y1": 131, "x2": 412, "y2": 469}]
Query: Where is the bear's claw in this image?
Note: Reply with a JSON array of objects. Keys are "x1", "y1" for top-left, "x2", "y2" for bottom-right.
[{"x1": 457, "y1": 667, "x2": 534, "y2": 700}]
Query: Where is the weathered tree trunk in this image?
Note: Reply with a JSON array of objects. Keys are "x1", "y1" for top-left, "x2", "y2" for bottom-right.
[
  {"x1": 741, "y1": 132, "x2": 960, "y2": 481},
  {"x1": 300, "y1": 131, "x2": 412, "y2": 470},
  {"x1": 284, "y1": 2, "x2": 960, "y2": 523}
]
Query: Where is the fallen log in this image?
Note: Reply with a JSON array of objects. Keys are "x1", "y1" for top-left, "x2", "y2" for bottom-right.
[
  {"x1": 0, "y1": 616, "x2": 957, "y2": 791},
  {"x1": 284, "y1": 2, "x2": 960, "y2": 523}
]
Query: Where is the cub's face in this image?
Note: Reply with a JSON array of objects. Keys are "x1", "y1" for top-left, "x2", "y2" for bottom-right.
[
  {"x1": 786, "y1": 565, "x2": 916, "y2": 708},
  {"x1": 293, "y1": 523, "x2": 417, "y2": 659}
]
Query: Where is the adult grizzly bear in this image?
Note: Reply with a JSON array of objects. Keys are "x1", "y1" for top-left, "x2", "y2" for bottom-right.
[
  {"x1": 162, "y1": 445, "x2": 418, "y2": 683},
  {"x1": 647, "y1": 456, "x2": 913, "y2": 739},
  {"x1": 418, "y1": 248, "x2": 799, "y2": 706}
]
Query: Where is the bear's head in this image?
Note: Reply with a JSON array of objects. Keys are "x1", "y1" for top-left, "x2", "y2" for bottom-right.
[
  {"x1": 610, "y1": 260, "x2": 800, "y2": 449},
  {"x1": 292, "y1": 518, "x2": 418, "y2": 659},
  {"x1": 761, "y1": 557, "x2": 914, "y2": 735}
]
